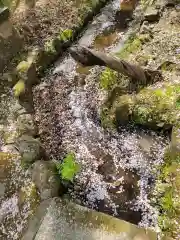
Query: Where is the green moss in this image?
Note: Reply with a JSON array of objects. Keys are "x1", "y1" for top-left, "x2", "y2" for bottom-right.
[
  {"x1": 132, "y1": 83, "x2": 180, "y2": 128},
  {"x1": 13, "y1": 79, "x2": 25, "y2": 97},
  {"x1": 0, "y1": 151, "x2": 19, "y2": 161},
  {"x1": 16, "y1": 61, "x2": 30, "y2": 73},
  {"x1": 159, "y1": 61, "x2": 178, "y2": 72},
  {"x1": 100, "y1": 94, "x2": 134, "y2": 129},
  {"x1": 44, "y1": 39, "x2": 56, "y2": 54},
  {"x1": 99, "y1": 35, "x2": 146, "y2": 92},
  {"x1": 100, "y1": 82, "x2": 180, "y2": 130},
  {"x1": 58, "y1": 29, "x2": 73, "y2": 42},
  {"x1": 133, "y1": 106, "x2": 150, "y2": 124},
  {"x1": 99, "y1": 68, "x2": 119, "y2": 90},
  {"x1": 153, "y1": 146, "x2": 180, "y2": 239},
  {"x1": 116, "y1": 35, "x2": 142, "y2": 59},
  {"x1": 100, "y1": 106, "x2": 116, "y2": 129},
  {"x1": 19, "y1": 182, "x2": 40, "y2": 215},
  {"x1": 140, "y1": 0, "x2": 155, "y2": 8}
]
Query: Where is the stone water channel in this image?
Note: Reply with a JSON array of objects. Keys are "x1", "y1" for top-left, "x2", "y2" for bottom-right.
[
  {"x1": 0, "y1": 1, "x2": 169, "y2": 239},
  {"x1": 34, "y1": 0, "x2": 168, "y2": 233}
]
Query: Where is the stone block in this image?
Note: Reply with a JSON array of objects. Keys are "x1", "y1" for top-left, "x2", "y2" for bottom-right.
[{"x1": 22, "y1": 197, "x2": 157, "y2": 240}]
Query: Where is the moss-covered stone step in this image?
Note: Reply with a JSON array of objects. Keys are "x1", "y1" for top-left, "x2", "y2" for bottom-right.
[
  {"x1": 101, "y1": 82, "x2": 180, "y2": 130},
  {"x1": 22, "y1": 197, "x2": 157, "y2": 240},
  {"x1": 152, "y1": 127, "x2": 180, "y2": 239}
]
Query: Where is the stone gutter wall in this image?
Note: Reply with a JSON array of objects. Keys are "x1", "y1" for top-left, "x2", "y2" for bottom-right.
[
  {"x1": 1, "y1": 0, "x2": 110, "y2": 164},
  {"x1": 0, "y1": 0, "x2": 109, "y2": 74},
  {"x1": 0, "y1": 7, "x2": 22, "y2": 72},
  {"x1": 0, "y1": 1, "x2": 109, "y2": 237}
]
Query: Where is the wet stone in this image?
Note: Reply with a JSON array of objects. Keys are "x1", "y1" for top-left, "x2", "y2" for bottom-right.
[
  {"x1": 0, "y1": 7, "x2": 10, "y2": 24},
  {"x1": 144, "y1": 7, "x2": 160, "y2": 22}
]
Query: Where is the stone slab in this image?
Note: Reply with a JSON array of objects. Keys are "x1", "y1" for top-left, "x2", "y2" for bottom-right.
[
  {"x1": 0, "y1": 7, "x2": 9, "y2": 24},
  {"x1": 22, "y1": 197, "x2": 157, "y2": 240}
]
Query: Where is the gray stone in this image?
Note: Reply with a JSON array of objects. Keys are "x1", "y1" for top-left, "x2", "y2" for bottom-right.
[
  {"x1": 17, "y1": 114, "x2": 37, "y2": 136},
  {"x1": 16, "y1": 135, "x2": 42, "y2": 164},
  {"x1": 1, "y1": 144, "x2": 19, "y2": 155},
  {"x1": 0, "y1": 22, "x2": 22, "y2": 72},
  {"x1": 11, "y1": 100, "x2": 28, "y2": 116},
  {"x1": 0, "y1": 7, "x2": 10, "y2": 24},
  {"x1": 32, "y1": 160, "x2": 62, "y2": 200},
  {"x1": 22, "y1": 198, "x2": 157, "y2": 240},
  {"x1": 165, "y1": 0, "x2": 176, "y2": 7},
  {"x1": 140, "y1": 21, "x2": 152, "y2": 34},
  {"x1": 0, "y1": 182, "x2": 5, "y2": 197},
  {"x1": 144, "y1": 7, "x2": 160, "y2": 22}
]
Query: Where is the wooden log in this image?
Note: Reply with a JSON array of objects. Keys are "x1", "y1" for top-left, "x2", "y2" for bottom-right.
[{"x1": 69, "y1": 45, "x2": 162, "y2": 85}]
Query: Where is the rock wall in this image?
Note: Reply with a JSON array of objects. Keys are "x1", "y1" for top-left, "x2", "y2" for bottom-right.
[{"x1": 0, "y1": 7, "x2": 22, "y2": 72}]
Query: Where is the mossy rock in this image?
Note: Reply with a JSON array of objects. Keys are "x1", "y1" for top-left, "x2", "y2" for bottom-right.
[
  {"x1": 0, "y1": 151, "x2": 20, "y2": 180},
  {"x1": 99, "y1": 67, "x2": 119, "y2": 90},
  {"x1": 43, "y1": 29, "x2": 73, "y2": 56},
  {"x1": 18, "y1": 182, "x2": 40, "y2": 214},
  {"x1": 13, "y1": 79, "x2": 26, "y2": 97},
  {"x1": 58, "y1": 29, "x2": 73, "y2": 43},
  {"x1": 101, "y1": 94, "x2": 134, "y2": 128},
  {"x1": 17, "y1": 113, "x2": 37, "y2": 137},
  {"x1": 15, "y1": 135, "x2": 43, "y2": 165},
  {"x1": 32, "y1": 160, "x2": 63, "y2": 200},
  {"x1": 132, "y1": 83, "x2": 180, "y2": 129},
  {"x1": 116, "y1": 34, "x2": 150, "y2": 60},
  {"x1": 171, "y1": 124, "x2": 180, "y2": 152},
  {"x1": 100, "y1": 106, "x2": 116, "y2": 129},
  {"x1": 2, "y1": 126, "x2": 20, "y2": 144},
  {"x1": 153, "y1": 144, "x2": 180, "y2": 239},
  {"x1": 16, "y1": 60, "x2": 38, "y2": 88},
  {"x1": 16, "y1": 61, "x2": 32, "y2": 73},
  {"x1": 100, "y1": 82, "x2": 180, "y2": 130},
  {"x1": 44, "y1": 39, "x2": 57, "y2": 54}
]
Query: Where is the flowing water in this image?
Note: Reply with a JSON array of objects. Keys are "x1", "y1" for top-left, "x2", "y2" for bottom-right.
[
  {"x1": 0, "y1": 0, "x2": 169, "y2": 239},
  {"x1": 34, "y1": 0, "x2": 168, "y2": 232}
]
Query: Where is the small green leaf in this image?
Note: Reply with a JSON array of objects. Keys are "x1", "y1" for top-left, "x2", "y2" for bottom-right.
[
  {"x1": 59, "y1": 29, "x2": 73, "y2": 42},
  {"x1": 58, "y1": 153, "x2": 80, "y2": 182}
]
